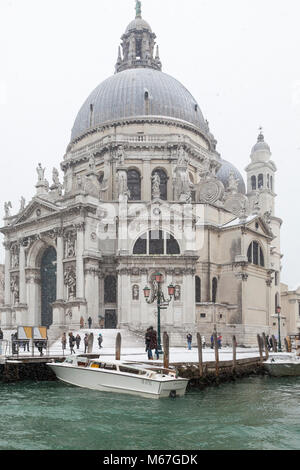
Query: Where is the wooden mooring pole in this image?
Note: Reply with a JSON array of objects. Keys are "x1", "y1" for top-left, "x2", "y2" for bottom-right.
[
  {"x1": 163, "y1": 332, "x2": 169, "y2": 369},
  {"x1": 213, "y1": 332, "x2": 219, "y2": 377},
  {"x1": 197, "y1": 333, "x2": 204, "y2": 377},
  {"x1": 257, "y1": 334, "x2": 263, "y2": 363},
  {"x1": 115, "y1": 333, "x2": 121, "y2": 361},
  {"x1": 262, "y1": 332, "x2": 269, "y2": 361},
  {"x1": 232, "y1": 335, "x2": 237, "y2": 373}
]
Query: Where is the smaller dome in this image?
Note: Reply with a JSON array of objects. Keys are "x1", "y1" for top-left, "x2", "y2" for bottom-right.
[
  {"x1": 125, "y1": 17, "x2": 152, "y2": 34},
  {"x1": 251, "y1": 131, "x2": 271, "y2": 163},
  {"x1": 216, "y1": 159, "x2": 246, "y2": 194}
]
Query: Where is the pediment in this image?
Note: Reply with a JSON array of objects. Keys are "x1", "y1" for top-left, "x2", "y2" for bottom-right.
[{"x1": 13, "y1": 197, "x2": 62, "y2": 225}]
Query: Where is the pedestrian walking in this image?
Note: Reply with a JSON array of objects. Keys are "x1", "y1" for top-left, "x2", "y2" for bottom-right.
[
  {"x1": 210, "y1": 334, "x2": 214, "y2": 349},
  {"x1": 80, "y1": 316, "x2": 85, "y2": 329},
  {"x1": 75, "y1": 334, "x2": 81, "y2": 350},
  {"x1": 202, "y1": 336, "x2": 206, "y2": 349},
  {"x1": 98, "y1": 333, "x2": 103, "y2": 349},
  {"x1": 84, "y1": 333, "x2": 89, "y2": 353},
  {"x1": 187, "y1": 333, "x2": 192, "y2": 350},
  {"x1": 149, "y1": 326, "x2": 159, "y2": 360},
  {"x1": 217, "y1": 336, "x2": 222, "y2": 349},
  {"x1": 37, "y1": 340, "x2": 44, "y2": 356},
  {"x1": 88, "y1": 317, "x2": 92, "y2": 329},
  {"x1": 0, "y1": 328, "x2": 3, "y2": 355},
  {"x1": 61, "y1": 333, "x2": 67, "y2": 354},
  {"x1": 88, "y1": 332, "x2": 94, "y2": 353},
  {"x1": 69, "y1": 332, "x2": 76, "y2": 355},
  {"x1": 145, "y1": 328, "x2": 153, "y2": 360}
]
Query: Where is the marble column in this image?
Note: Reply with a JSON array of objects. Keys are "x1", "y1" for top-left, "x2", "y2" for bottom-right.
[
  {"x1": 19, "y1": 243, "x2": 26, "y2": 304},
  {"x1": 56, "y1": 233, "x2": 64, "y2": 300},
  {"x1": 76, "y1": 224, "x2": 85, "y2": 299},
  {"x1": 4, "y1": 241, "x2": 11, "y2": 305}
]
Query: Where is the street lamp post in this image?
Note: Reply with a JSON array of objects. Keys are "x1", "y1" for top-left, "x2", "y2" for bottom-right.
[
  {"x1": 276, "y1": 306, "x2": 282, "y2": 352},
  {"x1": 143, "y1": 272, "x2": 175, "y2": 354}
]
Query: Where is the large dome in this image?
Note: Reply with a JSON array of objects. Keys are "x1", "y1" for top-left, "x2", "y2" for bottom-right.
[{"x1": 71, "y1": 68, "x2": 208, "y2": 142}]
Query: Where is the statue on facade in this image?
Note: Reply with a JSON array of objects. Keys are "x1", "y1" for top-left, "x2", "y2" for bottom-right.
[
  {"x1": 19, "y1": 197, "x2": 26, "y2": 212},
  {"x1": 10, "y1": 243, "x2": 19, "y2": 269},
  {"x1": 64, "y1": 267, "x2": 76, "y2": 300},
  {"x1": 88, "y1": 154, "x2": 96, "y2": 173},
  {"x1": 65, "y1": 231, "x2": 76, "y2": 258},
  {"x1": 51, "y1": 168, "x2": 63, "y2": 195},
  {"x1": 36, "y1": 163, "x2": 45, "y2": 182},
  {"x1": 4, "y1": 201, "x2": 12, "y2": 218},
  {"x1": 152, "y1": 172, "x2": 161, "y2": 199},
  {"x1": 116, "y1": 146, "x2": 125, "y2": 165},
  {"x1": 135, "y1": 0, "x2": 142, "y2": 18},
  {"x1": 10, "y1": 277, "x2": 19, "y2": 305},
  {"x1": 132, "y1": 284, "x2": 139, "y2": 300},
  {"x1": 227, "y1": 171, "x2": 239, "y2": 193},
  {"x1": 178, "y1": 145, "x2": 188, "y2": 166},
  {"x1": 117, "y1": 170, "x2": 130, "y2": 201}
]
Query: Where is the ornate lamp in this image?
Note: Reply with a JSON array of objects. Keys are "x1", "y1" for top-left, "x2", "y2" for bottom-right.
[
  {"x1": 143, "y1": 286, "x2": 151, "y2": 299},
  {"x1": 168, "y1": 283, "x2": 175, "y2": 297}
]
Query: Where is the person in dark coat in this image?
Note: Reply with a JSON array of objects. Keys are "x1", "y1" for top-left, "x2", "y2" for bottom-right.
[
  {"x1": 84, "y1": 334, "x2": 89, "y2": 353},
  {"x1": 0, "y1": 328, "x2": 3, "y2": 340},
  {"x1": 88, "y1": 317, "x2": 92, "y2": 329},
  {"x1": 98, "y1": 333, "x2": 103, "y2": 349},
  {"x1": 187, "y1": 333, "x2": 192, "y2": 350},
  {"x1": 149, "y1": 326, "x2": 159, "y2": 360},
  {"x1": 145, "y1": 328, "x2": 153, "y2": 360},
  {"x1": 61, "y1": 333, "x2": 67, "y2": 354},
  {"x1": 75, "y1": 334, "x2": 81, "y2": 350},
  {"x1": 210, "y1": 334, "x2": 214, "y2": 349},
  {"x1": 69, "y1": 333, "x2": 76, "y2": 355}
]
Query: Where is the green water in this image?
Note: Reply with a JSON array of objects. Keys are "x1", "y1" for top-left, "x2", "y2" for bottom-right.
[{"x1": 0, "y1": 376, "x2": 299, "y2": 450}]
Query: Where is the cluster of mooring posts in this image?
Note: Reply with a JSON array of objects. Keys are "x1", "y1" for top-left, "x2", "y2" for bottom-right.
[{"x1": 0, "y1": 331, "x2": 278, "y2": 386}]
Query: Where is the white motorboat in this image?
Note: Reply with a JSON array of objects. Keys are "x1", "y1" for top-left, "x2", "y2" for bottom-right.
[
  {"x1": 47, "y1": 356, "x2": 189, "y2": 399},
  {"x1": 264, "y1": 353, "x2": 300, "y2": 377}
]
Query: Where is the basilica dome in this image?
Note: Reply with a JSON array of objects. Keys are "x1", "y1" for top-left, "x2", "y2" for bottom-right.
[{"x1": 71, "y1": 68, "x2": 208, "y2": 142}]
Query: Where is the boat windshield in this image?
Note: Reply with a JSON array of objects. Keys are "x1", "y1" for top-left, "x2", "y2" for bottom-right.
[{"x1": 119, "y1": 366, "x2": 147, "y2": 376}]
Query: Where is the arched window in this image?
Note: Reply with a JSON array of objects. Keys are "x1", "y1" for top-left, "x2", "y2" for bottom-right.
[
  {"x1": 128, "y1": 169, "x2": 141, "y2": 201},
  {"x1": 133, "y1": 231, "x2": 180, "y2": 255},
  {"x1": 258, "y1": 174, "x2": 264, "y2": 189},
  {"x1": 104, "y1": 275, "x2": 117, "y2": 303},
  {"x1": 212, "y1": 278, "x2": 218, "y2": 303},
  {"x1": 247, "y1": 241, "x2": 265, "y2": 267},
  {"x1": 195, "y1": 276, "x2": 201, "y2": 303},
  {"x1": 152, "y1": 169, "x2": 168, "y2": 200},
  {"x1": 251, "y1": 175, "x2": 257, "y2": 190}
]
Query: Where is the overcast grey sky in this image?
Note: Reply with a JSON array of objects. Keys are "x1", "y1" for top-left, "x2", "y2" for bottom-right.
[{"x1": 0, "y1": 0, "x2": 299, "y2": 288}]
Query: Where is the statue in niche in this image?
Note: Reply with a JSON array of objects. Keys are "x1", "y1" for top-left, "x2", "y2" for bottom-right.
[
  {"x1": 11, "y1": 244, "x2": 19, "y2": 269},
  {"x1": 117, "y1": 170, "x2": 130, "y2": 200},
  {"x1": 64, "y1": 266, "x2": 76, "y2": 300},
  {"x1": 174, "y1": 285, "x2": 181, "y2": 301},
  {"x1": 228, "y1": 171, "x2": 239, "y2": 193},
  {"x1": 178, "y1": 145, "x2": 188, "y2": 166},
  {"x1": 10, "y1": 277, "x2": 19, "y2": 304},
  {"x1": 65, "y1": 232, "x2": 76, "y2": 258},
  {"x1": 36, "y1": 163, "x2": 45, "y2": 182},
  {"x1": 152, "y1": 172, "x2": 161, "y2": 199},
  {"x1": 132, "y1": 285, "x2": 139, "y2": 301},
  {"x1": 4, "y1": 201, "x2": 12, "y2": 218},
  {"x1": 88, "y1": 154, "x2": 96, "y2": 172}
]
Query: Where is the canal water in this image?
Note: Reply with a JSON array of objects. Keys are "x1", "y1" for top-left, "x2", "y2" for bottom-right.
[{"x1": 0, "y1": 376, "x2": 299, "y2": 450}]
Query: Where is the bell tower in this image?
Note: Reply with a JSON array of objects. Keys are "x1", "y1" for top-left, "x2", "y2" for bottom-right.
[{"x1": 245, "y1": 129, "x2": 277, "y2": 216}]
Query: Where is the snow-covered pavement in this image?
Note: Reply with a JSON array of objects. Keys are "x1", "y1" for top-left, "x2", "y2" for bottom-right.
[{"x1": 1, "y1": 328, "x2": 262, "y2": 363}]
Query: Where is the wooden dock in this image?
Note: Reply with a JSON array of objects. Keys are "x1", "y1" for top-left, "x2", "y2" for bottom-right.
[{"x1": 0, "y1": 333, "x2": 268, "y2": 387}]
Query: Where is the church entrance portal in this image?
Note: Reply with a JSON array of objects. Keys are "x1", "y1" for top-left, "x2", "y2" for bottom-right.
[
  {"x1": 40, "y1": 247, "x2": 57, "y2": 327},
  {"x1": 105, "y1": 310, "x2": 117, "y2": 329}
]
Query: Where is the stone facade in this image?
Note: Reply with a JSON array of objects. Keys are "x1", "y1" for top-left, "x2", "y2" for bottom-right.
[{"x1": 0, "y1": 4, "x2": 287, "y2": 346}]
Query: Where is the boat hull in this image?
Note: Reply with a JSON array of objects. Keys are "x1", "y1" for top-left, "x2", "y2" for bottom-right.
[
  {"x1": 48, "y1": 364, "x2": 189, "y2": 399},
  {"x1": 264, "y1": 362, "x2": 300, "y2": 377}
]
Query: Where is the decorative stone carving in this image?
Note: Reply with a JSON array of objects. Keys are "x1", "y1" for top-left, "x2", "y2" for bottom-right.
[
  {"x1": 64, "y1": 266, "x2": 76, "y2": 300},
  {"x1": 88, "y1": 154, "x2": 96, "y2": 173},
  {"x1": 224, "y1": 193, "x2": 249, "y2": 217},
  {"x1": 132, "y1": 284, "x2": 139, "y2": 300},
  {"x1": 198, "y1": 178, "x2": 224, "y2": 204},
  {"x1": 51, "y1": 168, "x2": 63, "y2": 195},
  {"x1": 263, "y1": 210, "x2": 272, "y2": 225},
  {"x1": 116, "y1": 145, "x2": 125, "y2": 165}
]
